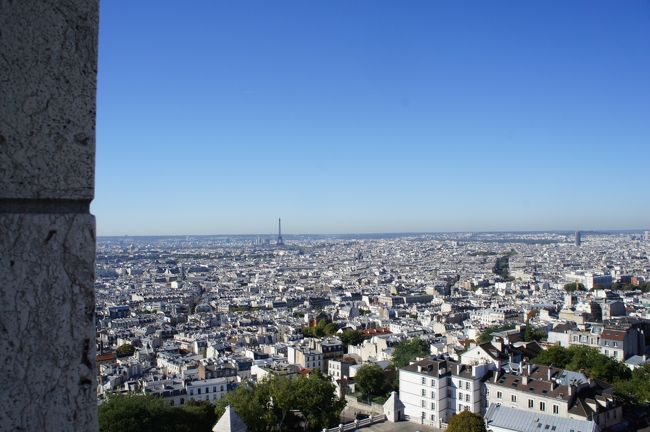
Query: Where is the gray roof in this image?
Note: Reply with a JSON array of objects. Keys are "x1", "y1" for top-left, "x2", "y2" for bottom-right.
[
  {"x1": 213, "y1": 405, "x2": 247, "y2": 432},
  {"x1": 485, "y1": 403, "x2": 599, "y2": 432}
]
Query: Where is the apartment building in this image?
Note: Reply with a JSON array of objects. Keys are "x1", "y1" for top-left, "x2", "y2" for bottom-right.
[
  {"x1": 485, "y1": 364, "x2": 623, "y2": 430},
  {"x1": 399, "y1": 357, "x2": 489, "y2": 427}
]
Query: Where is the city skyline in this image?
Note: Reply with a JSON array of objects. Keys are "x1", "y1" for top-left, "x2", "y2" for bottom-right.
[{"x1": 95, "y1": 1, "x2": 650, "y2": 235}]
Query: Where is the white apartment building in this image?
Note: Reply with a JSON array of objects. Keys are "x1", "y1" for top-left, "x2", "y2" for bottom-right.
[
  {"x1": 186, "y1": 377, "x2": 228, "y2": 403},
  {"x1": 399, "y1": 357, "x2": 489, "y2": 428}
]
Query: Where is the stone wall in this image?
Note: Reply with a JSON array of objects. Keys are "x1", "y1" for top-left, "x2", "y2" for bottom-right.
[{"x1": 0, "y1": 1, "x2": 99, "y2": 430}]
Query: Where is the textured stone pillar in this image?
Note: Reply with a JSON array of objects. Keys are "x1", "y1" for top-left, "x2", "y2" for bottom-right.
[{"x1": 0, "y1": 1, "x2": 98, "y2": 430}]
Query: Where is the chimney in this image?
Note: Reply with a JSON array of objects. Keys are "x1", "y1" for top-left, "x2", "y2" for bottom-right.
[
  {"x1": 527, "y1": 364, "x2": 532, "y2": 376},
  {"x1": 522, "y1": 375, "x2": 528, "y2": 385},
  {"x1": 547, "y1": 366, "x2": 552, "y2": 381}
]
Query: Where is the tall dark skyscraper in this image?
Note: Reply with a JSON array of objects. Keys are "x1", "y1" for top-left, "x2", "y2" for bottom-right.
[
  {"x1": 277, "y1": 218, "x2": 284, "y2": 246},
  {"x1": 575, "y1": 230, "x2": 582, "y2": 246}
]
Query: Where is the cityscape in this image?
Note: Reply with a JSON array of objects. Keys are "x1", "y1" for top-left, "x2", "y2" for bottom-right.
[
  {"x1": 2, "y1": 1, "x2": 649, "y2": 432},
  {"x1": 95, "y1": 225, "x2": 650, "y2": 431}
]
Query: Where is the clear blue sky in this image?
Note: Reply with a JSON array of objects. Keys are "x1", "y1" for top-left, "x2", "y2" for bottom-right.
[{"x1": 95, "y1": 0, "x2": 650, "y2": 235}]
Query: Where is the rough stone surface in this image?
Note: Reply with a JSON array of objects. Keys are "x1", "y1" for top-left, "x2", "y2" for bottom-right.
[
  {"x1": 0, "y1": 214, "x2": 97, "y2": 431},
  {"x1": 0, "y1": 0, "x2": 98, "y2": 199}
]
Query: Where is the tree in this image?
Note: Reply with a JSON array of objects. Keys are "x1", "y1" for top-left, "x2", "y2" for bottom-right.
[
  {"x1": 533, "y1": 345, "x2": 571, "y2": 368},
  {"x1": 524, "y1": 324, "x2": 546, "y2": 342},
  {"x1": 564, "y1": 282, "x2": 586, "y2": 292},
  {"x1": 392, "y1": 338, "x2": 430, "y2": 368},
  {"x1": 565, "y1": 345, "x2": 630, "y2": 382},
  {"x1": 532, "y1": 345, "x2": 631, "y2": 383},
  {"x1": 98, "y1": 394, "x2": 215, "y2": 432},
  {"x1": 115, "y1": 343, "x2": 135, "y2": 357},
  {"x1": 294, "y1": 371, "x2": 346, "y2": 431},
  {"x1": 477, "y1": 324, "x2": 515, "y2": 344},
  {"x1": 180, "y1": 401, "x2": 217, "y2": 432},
  {"x1": 614, "y1": 364, "x2": 650, "y2": 405},
  {"x1": 215, "y1": 372, "x2": 345, "y2": 432},
  {"x1": 340, "y1": 329, "x2": 364, "y2": 347},
  {"x1": 447, "y1": 411, "x2": 487, "y2": 432},
  {"x1": 355, "y1": 364, "x2": 387, "y2": 400},
  {"x1": 215, "y1": 383, "x2": 269, "y2": 432}
]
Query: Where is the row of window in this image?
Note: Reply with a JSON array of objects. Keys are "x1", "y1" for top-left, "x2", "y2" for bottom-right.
[
  {"x1": 421, "y1": 389, "x2": 436, "y2": 398},
  {"x1": 188, "y1": 385, "x2": 225, "y2": 396},
  {"x1": 420, "y1": 376, "x2": 472, "y2": 390},
  {"x1": 494, "y1": 391, "x2": 560, "y2": 413},
  {"x1": 420, "y1": 400, "x2": 436, "y2": 410}
]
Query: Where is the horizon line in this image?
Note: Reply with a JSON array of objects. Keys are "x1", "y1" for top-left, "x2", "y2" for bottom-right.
[{"x1": 96, "y1": 228, "x2": 649, "y2": 238}]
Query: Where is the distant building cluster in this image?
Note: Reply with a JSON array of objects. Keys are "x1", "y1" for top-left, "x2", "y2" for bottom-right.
[{"x1": 94, "y1": 231, "x2": 650, "y2": 431}]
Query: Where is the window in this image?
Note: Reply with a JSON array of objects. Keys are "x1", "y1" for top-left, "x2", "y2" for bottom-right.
[
  {"x1": 422, "y1": 377, "x2": 426, "y2": 385},
  {"x1": 421, "y1": 400, "x2": 425, "y2": 408},
  {"x1": 613, "y1": 342, "x2": 618, "y2": 347},
  {"x1": 206, "y1": 387, "x2": 209, "y2": 393},
  {"x1": 431, "y1": 379, "x2": 435, "y2": 386},
  {"x1": 528, "y1": 399, "x2": 534, "y2": 408},
  {"x1": 464, "y1": 406, "x2": 469, "y2": 411},
  {"x1": 511, "y1": 395, "x2": 517, "y2": 403},
  {"x1": 431, "y1": 402, "x2": 435, "y2": 410},
  {"x1": 431, "y1": 414, "x2": 435, "y2": 421},
  {"x1": 190, "y1": 390, "x2": 193, "y2": 395},
  {"x1": 213, "y1": 386, "x2": 217, "y2": 392},
  {"x1": 198, "y1": 388, "x2": 201, "y2": 394},
  {"x1": 540, "y1": 402, "x2": 545, "y2": 411},
  {"x1": 497, "y1": 391, "x2": 502, "y2": 399},
  {"x1": 458, "y1": 392, "x2": 463, "y2": 400},
  {"x1": 431, "y1": 391, "x2": 435, "y2": 399},
  {"x1": 422, "y1": 389, "x2": 426, "y2": 397},
  {"x1": 466, "y1": 382, "x2": 470, "y2": 390},
  {"x1": 458, "y1": 404, "x2": 462, "y2": 412},
  {"x1": 465, "y1": 394, "x2": 470, "y2": 402},
  {"x1": 553, "y1": 405, "x2": 559, "y2": 414}
]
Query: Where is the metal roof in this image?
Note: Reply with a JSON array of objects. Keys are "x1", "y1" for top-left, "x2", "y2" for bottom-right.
[{"x1": 484, "y1": 403, "x2": 599, "y2": 432}]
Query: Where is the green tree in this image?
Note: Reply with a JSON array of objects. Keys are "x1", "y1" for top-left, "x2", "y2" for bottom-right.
[
  {"x1": 565, "y1": 345, "x2": 630, "y2": 382},
  {"x1": 340, "y1": 329, "x2": 364, "y2": 347},
  {"x1": 533, "y1": 345, "x2": 630, "y2": 383},
  {"x1": 115, "y1": 343, "x2": 136, "y2": 357},
  {"x1": 355, "y1": 364, "x2": 387, "y2": 400},
  {"x1": 215, "y1": 372, "x2": 345, "y2": 432},
  {"x1": 564, "y1": 282, "x2": 586, "y2": 292},
  {"x1": 324, "y1": 322, "x2": 339, "y2": 336},
  {"x1": 614, "y1": 364, "x2": 650, "y2": 405},
  {"x1": 99, "y1": 394, "x2": 174, "y2": 432},
  {"x1": 524, "y1": 324, "x2": 546, "y2": 342},
  {"x1": 99, "y1": 394, "x2": 215, "y2": 432},
  {"x1": 391, "y1": 338, "x2": 430, "y2": 368},
  {"x1": 180, "y1": 401, "x2": 217, "y2": 432},
  {"x1": 215, "y1": 383, "x2": 269, "y2": 432},
  {"x1": 533, "y1": 345, "x2": 572, "y2": 368},
  {"x1": 294, "y1": 371, "x2": 346, "y2": 431},
  {"x1": 447, "y1": 411, "x2": 487, "y2": 432},
  {"x1": 477, "y1": 324, "x2": 515, "y2": 344}
]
